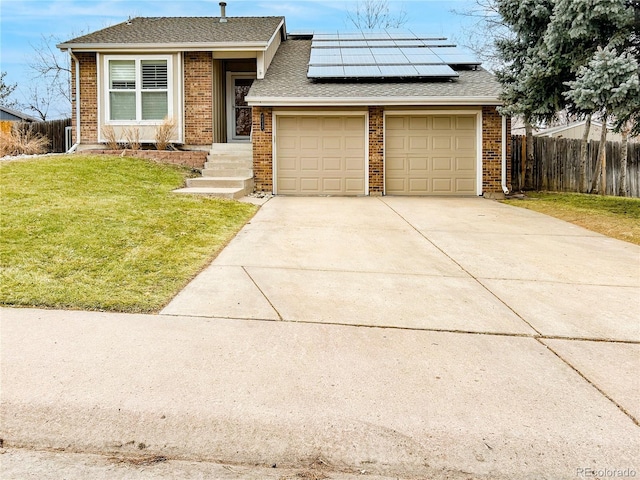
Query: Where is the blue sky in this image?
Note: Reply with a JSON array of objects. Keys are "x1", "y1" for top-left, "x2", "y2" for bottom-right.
[{"x1": 1, "y1": 0, "x2": 479, "y2": 118}]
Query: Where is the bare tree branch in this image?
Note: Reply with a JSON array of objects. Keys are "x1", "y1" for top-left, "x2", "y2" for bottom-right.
[{"x1": 346, "y1": 0, "x2": 408, "y2": 30}]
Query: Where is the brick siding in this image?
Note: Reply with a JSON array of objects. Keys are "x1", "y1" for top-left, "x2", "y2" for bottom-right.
[
  {"x1": 71, "y1": 52, "x2": 98, "y2": 144},
  {"x1": 184, "y1": 52, "x2": 213, "y2": 145},
  {"x1": 482, "y1": 106, "x2": 511, "y2": 194},
  {"x1": 252, "y1": 107, "x2": 273, "y2": 192},
  {"x1": 368, "y1": 106, "x2": 384, "y2": 194}
]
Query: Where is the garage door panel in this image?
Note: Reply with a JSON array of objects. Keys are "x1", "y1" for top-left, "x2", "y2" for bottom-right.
[
  {"x1": 279, "y1": 156, "x2": 298, "y2": 171},
  {"x1": 276, "y1": 115, "x2": 366, "y2": 195},
  {"x1": 278, "y1": 177, "x2": 297, "y2": 191},
  {"x1": 345, "y1": 117, "x2": 364, "y2": 131},
  {"x1": 321, "y1": 178, "x2": 343, "y2": 192},
  {"x1": 279, "y1": 136, "x2": 297, "y2": 150},
  {"x1": 345, "y1": 135, "x2": 365, "y2": 150},
  {"x1": 345, "y1": 178, "x2": 365, "y2": 192},
  {"x1": 387, "y1": 136, "x2": 406, "y2": 151},
  {"x1": 345, "y1": 156, "x2": 364, "y2": 171},
  {"x1": 456, "y1": 116, "x2": 475, "y2": 130},
  {"x1": 456, "y1": 178, "x2": 476, "y2": 193},
  {"x1": 432, "y1": 157, "x2": 452, "y2": 171},
  {"x1": 433, "y1": 136, "x2": 452, "y2": 150},
  {"x1": 432, "y1": 116, "x2": 452, "y2": 130},
  {"x1": 409, "y1": 136, "x2": 428, "y2": 150},
  {"x1": 300, "y1": 157, "x2": 319, "y2": 171},
  {"x1": 322, "y1": 136, "x2": 342, "y2": 150},
  {"x1": 432, "y1": 178, "x2": 453, "y2": 193},
  {"x1": 301, "y1": 136, "x2": 320, "y2": 150},
  {"x1": 408, "y1": 157, "x2": 428, "y2": 171},
  {"x1": 387, "y1": 156, "x2": 406, "y2": 172},
  {"x1": 387, "y1": 178, "x2": 406, "y2": 191},
  {"x1": 456, "y1": 157, "x2": 475, "y2": 171},
  {"x1": 322, "y1": 157, "x2": 341, "y2": 170},
  {"x1": 456, "y1": 136, "x2": 475, "y2": 150},
  {"x1": 409, "y1": 178, "x2": 429, "y2": 192},
  {"x1": 321, "y1": 117, "x2": 343, "y2": 130},
  {"x1": 409, "y1": 116, "x2": 428, "y2": 130},
  {"x1": 386, "y1": 114, "x2": 477, "y2": 196},
  {"x1": 278, "y1": 117, "x2": 298, "y2": 130},
  {"x1": 300, "y1": 117, "x2": 321, "y2": 130}
]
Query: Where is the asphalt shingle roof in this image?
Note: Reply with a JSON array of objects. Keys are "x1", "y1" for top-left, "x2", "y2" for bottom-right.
[
  {"x1": 59, "y1": 16, "x2": 284, "y2": 46},
  {"x1": 247, "y1": 39, "x2": 502, "y2": 103}
]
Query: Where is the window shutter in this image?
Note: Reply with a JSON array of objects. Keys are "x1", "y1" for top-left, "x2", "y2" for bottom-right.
[
  {"x1": 110, "y1": 60, "x2": 136, "y2": 89},
  {"x1": 142, "y1": 60, "x2": 168, "y2": 89}
]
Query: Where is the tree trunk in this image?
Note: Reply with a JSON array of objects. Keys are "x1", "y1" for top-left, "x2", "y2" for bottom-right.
[
  {"x1": 618, "y1": 123, "x2": 630, "y2": 197},
  {"x1": 525, "y1": 121, "x2": 534, "y2": 189},
  {"x1": 579, "y1": 114, "x2": 591, "y2": 193},
  {"x1": 591, "y1": 117, "x2": 608, "y2": 194}
]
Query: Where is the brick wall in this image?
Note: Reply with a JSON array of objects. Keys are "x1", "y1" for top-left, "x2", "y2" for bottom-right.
[
  {"x1": 252, "y1": 107, "x2": 273, "y2": 192},
  {"x1": 482, "y1": 106, "x2": 510, "y2": 193},
  {"x1": 71, "y1": 52, "x2": 98, "y2": 144},
  {"x1": 368, "y1": 106, "x2": 384, "y2": 194},
  {"x1": 184, "y1": 52, "x2": 213, "y2": 145},
  {"x1": 86, "y1": 149, "x2": 207, "y2": 169}
]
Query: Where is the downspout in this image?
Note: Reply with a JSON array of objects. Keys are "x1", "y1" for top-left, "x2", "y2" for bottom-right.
[
  {"x1": 67, "y1": 49, "x2": 81, "y2": 152},
  {"x1": 501, "y1": 115, "x2": 509, "y2": 194}
]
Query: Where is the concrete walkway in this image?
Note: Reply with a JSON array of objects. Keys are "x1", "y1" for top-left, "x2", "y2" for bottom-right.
[{"x1": 2, "y1": 197, "x2": 639, "y2": 479}]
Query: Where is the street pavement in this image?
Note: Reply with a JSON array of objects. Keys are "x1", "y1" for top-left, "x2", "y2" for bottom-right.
[{"x1": 2, "y1": 196, "x2": 639, "y2": 479}]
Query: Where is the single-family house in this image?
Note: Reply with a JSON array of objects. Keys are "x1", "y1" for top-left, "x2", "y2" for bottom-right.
[
  {"x1": 0, "y1": 106, "x2": 39, "y2": 123},
  {"x1": 57, "y1": 3, "x2": 510, "y2": 197},
  {"x1": 534, "y1": 120, "x2": 629, "y2": 143}
]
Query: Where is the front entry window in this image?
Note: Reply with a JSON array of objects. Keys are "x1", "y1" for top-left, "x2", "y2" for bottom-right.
[
  {"x1": 234, "y1": 78, "x2": 253, "y2": 137},
  {"x1": 106, "y1": 56, "x2": 170, "y2": 122}
]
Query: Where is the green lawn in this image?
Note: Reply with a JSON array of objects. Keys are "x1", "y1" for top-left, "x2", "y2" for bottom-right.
[
  {"x1": 502, "y1": 192, "x2": 640, "y2": 245},
  {"x1": 0, "y1": 155, "x2": 257, "y2": 312}
]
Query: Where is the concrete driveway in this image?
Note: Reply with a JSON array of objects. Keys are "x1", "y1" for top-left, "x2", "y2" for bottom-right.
[
  {"x1": 163, "y1": 196, "x2": 639, "y2": 341},
  {"x1": 2, "y1": 197, "x2": 639, "y2": 480}
]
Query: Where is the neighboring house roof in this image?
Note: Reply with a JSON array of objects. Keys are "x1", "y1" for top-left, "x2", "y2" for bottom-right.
[
  {"x1": 0, "y1": 105, "x2": 39, "y2": 122},
  {"x1": 534, "y1": 120, "x2": 607, "y2": 137},
  {"x1": 57, "y1": 16, "x2": 285, "y2": 49},
  {"x1": 246, "y1": 39, "x2": 501, "y2": 106}
]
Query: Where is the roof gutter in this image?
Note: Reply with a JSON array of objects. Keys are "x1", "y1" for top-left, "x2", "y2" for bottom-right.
[
  {"x1": 67, "y1": 49, "x2": 81, "y2": 152},
  {"x1": 246, "y1": 96, "x2": 502, "y2": 107},
  {"x1": 56, "y1": 42, "x2": 270, "y2": 52},
  {"x1": 501, "y1": 114, "x2": 509, "y2": 195}
]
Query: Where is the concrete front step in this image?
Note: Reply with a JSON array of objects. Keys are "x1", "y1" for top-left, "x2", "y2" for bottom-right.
[
  {"x1": 209, "y1": 143, "x2": 252, "y2": 153},
  {"x1": 173, "y1": 186, "x2": 246, "y2": 199},
  {"x1": 187, "y1": 176, "x2": 253, "y2": 190},
  {"x1": 204, "y1": 161, "x2": 253, "y2": 170},
  {"x1": 202, "y1": 168, "x2": 253, "y2": 177},
  {"x1": 207, "y1": 154, "x2": 253, "y2": 166}
]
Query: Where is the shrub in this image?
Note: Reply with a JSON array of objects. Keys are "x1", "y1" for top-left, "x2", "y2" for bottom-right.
[
  {"x1": 0, "y1": 124, "x2": 49, "y2": 157},
  {"x1": 123, "y1": 127, "x2": 141, "y2": 150},
  {"x1": 154, "y1": 117, "x2": 176, "y2": 150},
  {"x1": 101, "y1": 125, "x2": 120, "y2": 149}
]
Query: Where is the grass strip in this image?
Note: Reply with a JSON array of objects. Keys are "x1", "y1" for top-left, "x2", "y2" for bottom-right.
[{"x1": 503, "y1": 192, "x2": 640, "y2": 245}]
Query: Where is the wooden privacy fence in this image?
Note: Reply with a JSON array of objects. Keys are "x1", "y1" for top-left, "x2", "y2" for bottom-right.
[
  {"x1": 14, "y1": 118, "x2": 72, "y2": 153},
  {"x1": 511, "y1": 135, "x2": 640, "y2": 197}
]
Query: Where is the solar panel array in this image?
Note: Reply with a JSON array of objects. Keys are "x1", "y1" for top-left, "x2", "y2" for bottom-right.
[{"x1": 307, "y1": 31, "x2": 480, "y2": 80}]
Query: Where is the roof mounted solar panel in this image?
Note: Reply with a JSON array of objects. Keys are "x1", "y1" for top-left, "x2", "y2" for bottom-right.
[{"x1": 307, "y1": 30, "x2": 480, "y2": 80}]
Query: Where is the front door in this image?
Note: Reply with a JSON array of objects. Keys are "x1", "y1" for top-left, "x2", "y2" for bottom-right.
[{"x1": 226, "y1": 73, "x2": 255, "y2": 142}]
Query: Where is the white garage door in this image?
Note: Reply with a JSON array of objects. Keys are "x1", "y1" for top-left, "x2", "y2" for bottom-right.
[
  {"x1": 385, "y1": 114, "x2": 478, "y2": 195},
  {"x1": 275, "y1": 115, "x2": 366, "y2": 195}
]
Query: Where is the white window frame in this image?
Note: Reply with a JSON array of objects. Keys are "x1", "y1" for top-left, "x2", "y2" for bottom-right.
[{"x1": 103, "y1": 54, "x2": 173, "y2": 125}]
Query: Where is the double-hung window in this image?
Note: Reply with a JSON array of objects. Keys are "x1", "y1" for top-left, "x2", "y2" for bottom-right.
[{"x1": 106, "y1": 56, "x2": 171, "y2": 122}]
